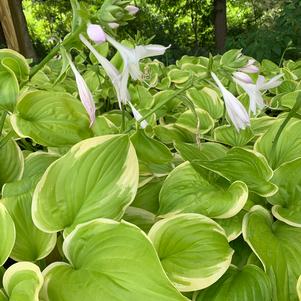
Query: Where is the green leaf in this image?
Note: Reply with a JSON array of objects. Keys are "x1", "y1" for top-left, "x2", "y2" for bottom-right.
[
  {"x1": 1, "y1": 152, "x2": 58, "y2": 261},
  {"x1": 186, "y1": 87, "x2": 224, "y2": 119},
  {"x1": 213, "y1": 125, "x2": 254, "y2": 146},
  {"x1": 32, "y1": 135, "x2": 139, "y2": 235},
  {"x1": 91, "y1": 116, "x2": 119, "y2": 136},
  {"x1": 0, "y1": 62, "x2": 19, "y2": 112},
  {"x1": 195, "y1": 265, "x2": 272, "y2": 301},
  {"x1": 131, "y1": 129, "x2": 173, "y2": 164},
  {"x1": 158, "y1": 162, "x2": 248, "y2": 218},
  {"x1": 0, "y1": 49, "x2": 30, "y2": 82},
  {"x1": 215, "y1": 210, "x2": 246, "y2": 241},
  {"x1": 0, "y1": 204, "x2": 15, "y2": 266},
  {"x1": 194, "y1": 147, "x2": 277, "y2": 197},
  {"x1": 220, "y1": 50, "x2": 247, "y2": 69},
  {"x1": 10, "y1": 91, "x2": 93, "y2": 147},
  {"x1": 123, "y1": 207, "x2": 156, "y2": 232},
  {"x1": 267, "y1": 158, "x2": 301, "y2": 227},
  {"x1": 148, "y1": 213, "x2": 233, "y2": 291},
  {"x1": 243, "y1": 205, "x2": 301, "y2": 301},
  {"x1": 41, "y1": 219, "x2": 188, "y2": 301},
  {"x1": 155, "y1": 124, "x2": 192, "y2": 144},
  {"x1": 0, "y1": 139, "x2": 23, "y2": 188},
  {"x1": 255, "y1": 117, "x2": 301, "y2": 169},
  {"x1": 168, "y1": 69, "x2": 190, "y2": 84},
  {"x1": 0, "y1": 262, "x2": 43, "y2": 301},
  {"x1": 175, "y1": 108, "x2": 215, "y2": 135}
]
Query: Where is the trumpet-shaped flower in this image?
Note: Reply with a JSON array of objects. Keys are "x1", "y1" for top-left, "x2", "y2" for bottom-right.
[
  {"x1": 80, "y1": 34, "x2": 147, "y2": 128},
  {"x1": 233, "y1": 73, "x2": 283, "y2": 114},
  {"x1": 211, "y1": 72, "x2": 250, "y2": 131},
  {"x1": 67, "y1": 54, "x2": 96, "y2": 126},
  {"x1": 105, "y1": 33, "x2": 170, "y2": 80},
  {"x1": 87, "y1": 24, "x2": 106, "y2": 44}
]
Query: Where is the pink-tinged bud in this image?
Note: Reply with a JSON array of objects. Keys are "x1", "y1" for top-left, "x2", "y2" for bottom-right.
[
  {"x1": 233, "y1": 71, "x2": 253, "y2": 84},
  {"x1": 108, "y1": 22, "x2": 120, "y2": 29},
  {"x1": 239, "y1": 59, "x2": 259, "y2": 73},
  {"x1": 87, "y1": 24, "x2": 106, "y2": 44},
  {"x1": 125, "y1": 5, "x2": 139, "y2": 15}
]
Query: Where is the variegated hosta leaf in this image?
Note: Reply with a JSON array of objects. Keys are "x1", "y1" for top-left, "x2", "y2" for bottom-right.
[
  {"x1": 0, "y1": 139, "x2": 23, "y2": 188},
  {"x1": 41, "y1": 219, "x2": 188, "y2": 301},
  {"x1": 175, "y1": 141, "x2": 228, "y2": 162},
  {"x1": 243, "y1": 205, "x2": 301, "y2": 301},
  {"x1": 250, "y1": 116, "x2": 277, "y2": 136},
  {"x1": 0, "y1": 62, "x2": 19, "y2": 112},
  {"x1": 255, "y1": 117, "x2": 301, "y2": 169},
  {"x1": 215, "y1": 210, "x2": 246, "y2": 241},
  {"x1": 10, "y1": 91, "x2": 93, "y2": 147},
  {"x1": 297, "y1": 275, "x2": 301, "y2": 301},
  {"x1": 0, "y1": 204, "x2": 15, "y2": 266},
  {"x1": 131, "y1": 129, "x2": 173, "y2": 164},
  {"x1": 154, "y1": 124, "x2": 191, "y2": 144},
  {"x1": 186, "y1": 87, "x2": 224, "y2": 119},
  {"x1": 195, "y1": 265, "x2": 272, "y2": 301},
  {"x1": 32, "y1": 135, "x2": 139, "y2": 235},
  {"x1": 158, "y1": 162, "x2": 248, "y2": 218},
  {"x1": 148, "y1": 213, "x2": 233, "y2": 292},
  {"x1": 168, "y1": 69, "x2": 190, "y2": 84},
  {"x1": 0, "y1": 262, "x2": 43, "y2": 301},
  {"x1": 1, "y1": 152, "x2": 58, "y2": 261},
  {"x1": 91, "y1": 116, "x2": 119, "y2": 136},
  {"x1": 213, "y1": 125, "x2": 254, "y2": 146},
  {"x1": 194, "y1": 147, "x2": 277, "y2": 197},
  {"x1": 267, "y1": 158, "x2": 301, "y2": 227},
  {"x1": 0, "y1": 49, "x2": 30, "y2": 83},
  {"x1": 175, "y1": 108, "x2": 215, "y2": 135},
  {"x1": 123, "y1": 207, "x2": 156, "y2": 232}
]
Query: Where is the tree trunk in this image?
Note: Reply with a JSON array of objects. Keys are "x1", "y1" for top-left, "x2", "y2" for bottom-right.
[
  {"x1": 214, "y1": 0, "x2": 227, "y2": 53},
  {"x1": 0, "y1": 0, "x2": 37, "y2": 59}
]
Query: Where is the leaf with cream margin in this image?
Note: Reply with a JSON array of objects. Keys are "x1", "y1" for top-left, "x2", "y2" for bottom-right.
[
  {"x1": 254, "y1": 117, "x2": 301, "y2": 169},
  {"x1": 0, "y1": 49, "x2": 30, "y2": 82},
  {"x1": 148, "y1": 213, "x2": 233, "y2": 292},
  {"x1": 158, "y1": 162, "x2": 248, "y2": 218},
  {"x1": 0, "y1": 262, "x2": 43, "y2": 301},
  {"x1": 194, "y1": 147, "x2": 277, "y2": 197},
  {"x1": 243, "y1": 205, "x2": 301, "y2": 301},
  {"x1": 186, "y1": 87, "x2": 224, "y2": 119},
  {"x1": 32, "y1": 135, "x2": 139, "y2": 235},
  {"x1": 0, "y1": 204, "x2": 15, "y2": 266},
  {"x1": 0, "y1": 138, "x2": 23, "y2": 188},
  {"x1": 40, "y1": 219, "x2": 188, "y2": 301},
  {"x1": 297, "y1": 275, "x2": 301, "y2": 301},
  {"x1": 195, "y1": 264, "x2": 272, "y2": 301},
  {"x1": 1, "y1": 152, "x2": 58, "y2": 261},
  {"x1": 175, "y1": 108, "x2": 215, "y2": 135},
  {"x1": 266, "y1": 157, "x2": 301, "y2": 227},
  {"x1": 10, "y1": 91, "x2": 93, "y2": 147}
]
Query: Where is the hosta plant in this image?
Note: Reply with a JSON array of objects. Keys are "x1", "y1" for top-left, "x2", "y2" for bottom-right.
[{"x1": 1, "y1": 0, "x2": 301, "y2": 300}]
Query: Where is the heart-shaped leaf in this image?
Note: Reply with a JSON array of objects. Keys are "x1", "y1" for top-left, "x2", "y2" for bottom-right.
[
  {"x1": 32, "y1": 135, "x2": 139, "y2": 235},
  {"x1": 148, "y1": 213, "x2": 233, "y2": 292},
  {"x1": 40, "y1": 219, "x2": 188, "y2": 301},
  {"x1": 158, "y1": 162, "x2": 248, "y2": 218}
]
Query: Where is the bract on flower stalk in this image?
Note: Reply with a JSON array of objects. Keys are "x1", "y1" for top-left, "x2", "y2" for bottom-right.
[
  {"x1": 211, "y1": 72, "x2": 250, "y2": 131},
  {"x1": 108, "y1": 22, "x2": 120, "y2": 29},
  {"x1": 80, "y1": 34, "x2": 148, "y2": 128},
  {"x1": 66, "y1": 54, "x2": 96, "y2": 126}
]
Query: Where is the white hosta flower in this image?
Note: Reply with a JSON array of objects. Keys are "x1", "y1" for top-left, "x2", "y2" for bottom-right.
[
  {"x1": 125, "y1": 5, "x2": 139, "y2": 15},
  {"x1": 233, "y1": 71, "x2": 253, "y2": 84},
  {"x1": 87, "y1": 24, "x2": 106, "y2": 44},
  {"x1": 80, "y1": 34, "x2": 148, "y2": 128},
  {"x1": 67, "y1": 55, "x2": 96, "y2": 126},
  {"x1": 233, "y1": 73, "x2": 283, "y2": 114},
  {"x1": 239, "y1": 59, "x2": 259, "y2": 73},
  {"x1": 105, "y1": 33, "x2": 170, "y2": 80},
  {"x1": 211, "y1": 72, "x2": 250, "y2": 131},
  {"x1": 256, "y1": 74, "x2": 283, "y2": 90}
]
